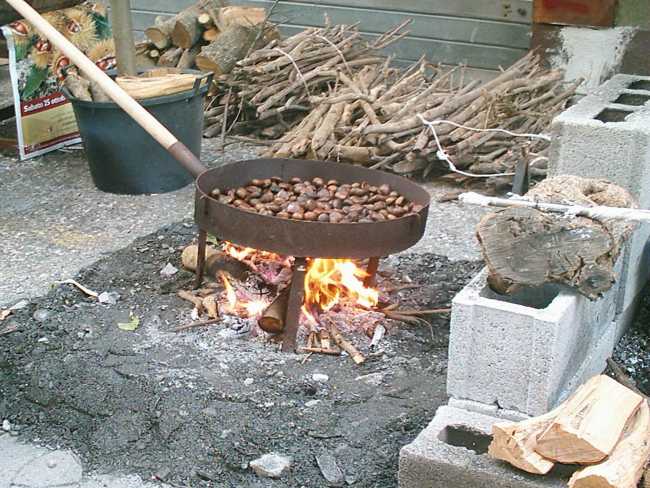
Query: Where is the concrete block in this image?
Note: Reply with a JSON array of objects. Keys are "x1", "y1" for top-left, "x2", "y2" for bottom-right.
[
  {"x1": 447, "y1": 267, "x2": 620, "y2": 416},
  {"x1": 549, "y1": 73, "x2": 650, "y2": 331},
  {"x1": 398, "y1": 405, "x2": 574, "y2": 488}
]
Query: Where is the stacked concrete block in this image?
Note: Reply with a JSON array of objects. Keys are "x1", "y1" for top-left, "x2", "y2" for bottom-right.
[
  {"x1": 398, "y1": 405, "x2": 573, "y2": 488},
  {"x1": 446, "y1": 267, "x2": 621, "y2": 417},
  {"x1": 549, "y1": 74, "x2": 650, "y2": 331}
]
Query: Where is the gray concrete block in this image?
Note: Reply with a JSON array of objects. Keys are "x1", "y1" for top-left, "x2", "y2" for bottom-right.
[
  {"x1": 549, "y1": 73, "x2": 650, "y2": 333},
  {"x1": 398, "y1": 405, "x2": 573, "y2": 488},
  {"x1": 447, "y1": 267, "x2": 620, "y2": 416}
]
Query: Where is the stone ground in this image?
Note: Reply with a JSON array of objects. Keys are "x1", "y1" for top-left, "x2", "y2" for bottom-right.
[{"x1": 0, "y1": 115, "x2": 488, "y2": 488}]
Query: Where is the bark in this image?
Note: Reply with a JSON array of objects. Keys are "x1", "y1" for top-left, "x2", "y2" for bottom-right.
[
  {"x1": 195, "y1": 24, "x2": 256, "y2": 75},
  {"x1": 477, "y1": 176, "x2": 637, "y2": 300}
]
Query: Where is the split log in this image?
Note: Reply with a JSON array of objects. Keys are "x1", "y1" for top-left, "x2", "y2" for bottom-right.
[
  {"x1": 148, "y1": 49, "x2": 160, "y2": 59},
  {"x1": 195, "y1": 24, "x2": 257, "y2": 75},
  {"x1": 476, "y1": 176, "x2": 637, "y2": 300},
  {"x1": 536, "y1": 375, "x2": 644, "y2": 464},
  {"x1": 158, "y1": 47, "x2": 183, "y2": 67},
  {"x1": 145, "y1": 15, "x2": 175, "y2": 50},
  {"x1": 181, "y1": 244, "x2": 251, "y2": 282},
  {"x1": 116, "y1": 73, "x2": 199, "y2": 99},
  {"x1": 488, "y1": 409, "x2": 558, "y2": 475},
  {"x1": 63, "y1": 72, "x2": 91, "y2": 101},
  {"x1": 258, "y1": 286, "x2": 290, "y2": 333},
  {"x1": 171, "y1": 3, "x2": 203, "y2": 49},
  {"x1": 568, "y1": 400, "x2": 650, "y2": 488}
]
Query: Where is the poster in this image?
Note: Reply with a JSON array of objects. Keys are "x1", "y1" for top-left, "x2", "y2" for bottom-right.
[{"x1": 1, "y1": 2, "x2": 113, "y2": 160}]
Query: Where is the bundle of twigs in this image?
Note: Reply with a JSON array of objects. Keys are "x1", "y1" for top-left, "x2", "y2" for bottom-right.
[
  {"x1": 263, "y1": 52, "x2": 580, "y2": 182},
  {"x1": 202, "y1": 20, "x2": 409, "y2": 138}
]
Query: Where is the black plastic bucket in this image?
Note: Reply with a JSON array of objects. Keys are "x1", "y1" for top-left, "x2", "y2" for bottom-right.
[{"x1": 63, "y1": 70, "x2": 211, "y2": 195}]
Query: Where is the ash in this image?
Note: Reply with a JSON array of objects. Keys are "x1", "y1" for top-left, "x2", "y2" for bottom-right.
[{"x1": 0, "y1": 221, "x2": 482, "y2": 488}]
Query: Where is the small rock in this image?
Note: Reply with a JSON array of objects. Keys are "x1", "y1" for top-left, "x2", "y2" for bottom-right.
[
  {"x1": 10, "y1": 299, "x2": 29, "y2": 311},
  {"x1": 305, "y1": 400, "x2": 321, "y2": 408},
  {"x1": 355, "y1": 372, "x2": 384, "y2": 386},
  {"x1": 32, "y1": 309, "x2": 52, "y2": 322},
  {"x1": 160, "y1": 263, "x2": 178, "y2": 278},
  {"x1": 37, "y1": 337, "x2": 49, "y2": 344},
  {"x1": 98, "y1": 291, "x2": 120, "y2": 305},
  {"x1": 312, "y1": 373, "x2": 329, "y2": 383},
  {"x1": 316, "y1": 453, "x2": 345, "y2": 487},
  {"x1": 249, "y1": 453, "x2": 292, "y2": 478},
  {"x1": 2, "y1": 419, "x2": 10, "y2": 432},
  {"x1": 243, "y1": 378, "x2": 254, "y2": 386},
  {"x1": 46, "y1": 459, "x2": 57, "y2": 469}
]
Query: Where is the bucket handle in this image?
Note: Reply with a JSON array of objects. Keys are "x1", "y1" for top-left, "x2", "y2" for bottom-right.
[{"x1": 193, "y1": 72, "x2": 215, "y2": 97}]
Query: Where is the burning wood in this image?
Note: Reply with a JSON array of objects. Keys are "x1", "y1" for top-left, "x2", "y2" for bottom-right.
[{"x1": 176, "y1": 240, "x2": 433, "y2": 361}]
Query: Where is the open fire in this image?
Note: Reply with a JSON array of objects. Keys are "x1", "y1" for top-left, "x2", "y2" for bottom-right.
[{"x1": 218, "y1": 242, "x2": 380, "y2": 324}]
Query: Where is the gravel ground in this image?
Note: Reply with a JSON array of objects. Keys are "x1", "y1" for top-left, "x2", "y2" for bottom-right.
[
  {"x1": 0, "y1": 221, "x2": 482, "y2": 487},
  {"x1": 613, "y1": 286, "x2": 650, "y2": 395}
]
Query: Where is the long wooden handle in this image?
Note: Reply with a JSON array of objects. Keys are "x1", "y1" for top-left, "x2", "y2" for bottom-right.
[{"x1": 6, "y1": 0, "x2": 206, "y2": 177}]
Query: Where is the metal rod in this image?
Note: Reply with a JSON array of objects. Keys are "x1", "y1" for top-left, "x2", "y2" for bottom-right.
[
  {"x1": 281, "y1": 257, "x2": 307, "y2": 353},
  {"x1": 109, "y1": 0, "x2": 137, "y2": 76},
  {"x1": 364, "y1": 257, "x2": 380, "y2": 288},
  {"x1": 194, "y1": 229, "x2": 207, "y2": 289},
  {"x1": 459, "y1": 192, "x2": 650, "y2": 223}
]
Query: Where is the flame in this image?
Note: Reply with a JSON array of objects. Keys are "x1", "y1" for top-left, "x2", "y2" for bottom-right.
[
  {"x1": 219, "y1": 271, "x2": 268, "y2": 318},
  {"x1": 304, "y1": 259, "x2": 379, "y2": 314}
]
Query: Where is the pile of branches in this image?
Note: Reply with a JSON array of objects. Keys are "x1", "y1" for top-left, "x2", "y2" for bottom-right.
[
  {"x1": 263, "y1": 52, "x2": 580, "y2": 182},
  {"x1": 203, "y1": 20, "x2": 409, "y2": 138}
]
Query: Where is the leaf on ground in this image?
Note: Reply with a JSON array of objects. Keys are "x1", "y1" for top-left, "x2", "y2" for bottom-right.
[{"x1": 118, "y1": 313, "x2": 140, "y2": 331}]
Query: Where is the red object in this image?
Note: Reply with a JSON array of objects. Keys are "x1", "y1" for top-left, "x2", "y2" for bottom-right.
[{"x1": 533, "y1": 0, "x2": 617, "y2": 27}]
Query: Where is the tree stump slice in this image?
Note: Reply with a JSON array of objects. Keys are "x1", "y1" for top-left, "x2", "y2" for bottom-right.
[{"x1": 477, "y1": 176, "x2": 637, "y2": 300}]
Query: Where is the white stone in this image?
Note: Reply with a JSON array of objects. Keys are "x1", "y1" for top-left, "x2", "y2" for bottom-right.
[
  {"x1": 2, "y1": 420, "x2": 10, "y2": 432},
  {"x1": 312, "y1": 373, "x2": 329, "y2": 383},
  {"x1": 355, "y1": 372, "x2": 384, "y2": 386},
  {"x1": 159, "y1": 263, "x2": 178, "y2": 278},
  {"x1": 243, "y1": 378, "x2": 254, "y2": 386},
  {"x1": 249, "y1": 453, "x2": 292, "y2": 478},
  {"x1": 98, "y1": 291, "x2": 120, "y2": 305},
  {"x1": 305, "y1": 400, "x2": 321, "y2": 408}
]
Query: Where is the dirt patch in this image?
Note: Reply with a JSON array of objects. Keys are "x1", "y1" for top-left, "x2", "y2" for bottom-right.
[{"x1": 0, "y1": 221, "x2": 481, "y2": 487}]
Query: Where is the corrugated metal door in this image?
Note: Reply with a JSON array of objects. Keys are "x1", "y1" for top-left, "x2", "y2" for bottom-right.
[{"x1": 130, "y1": 0, "x2": 532, "y2": 72}]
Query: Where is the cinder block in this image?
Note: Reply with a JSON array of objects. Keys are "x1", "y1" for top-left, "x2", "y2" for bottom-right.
[
  {"x1": 398, "y1": 405, "x2": 573, "y2": 488},
  {"x1": 549, "y1": 73, "x2": 650, "y2": 331},
  {"x1": 447, "y1": 267, "x2": 620, "y2": 416}
]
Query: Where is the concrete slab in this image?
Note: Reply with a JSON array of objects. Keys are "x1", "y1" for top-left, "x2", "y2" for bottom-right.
[
  {"x1": 0, "y1": 435, "x2": 168, "y2": 488},
  {"x1": 447, "y1": 267, "x2": 620, "y2": 416},
  {"x1": 398, "y1": 405, "x2": 574, "y2": 488}
]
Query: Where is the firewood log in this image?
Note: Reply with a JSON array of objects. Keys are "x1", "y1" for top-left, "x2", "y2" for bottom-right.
[
  {"x1": 202, "y1": 27, "x2": 220, "y2": 42},
  {"x1": 181, "y1": 244, "x2": 251, "y2": 282},
  {"x1": 216, "y1": 6, "x2": 265, "y2": 30},
  {"x1": 488, "y1": 409, "x2": 558, "y2": 475},
  {"x1": 195, "y1": 24, "x2": 256, "y2": 75},
  {"x1": 158, "y1": 47, "x2": 183, "y2": 67},
  {"x1": 171, "y1": 3, "x2": 204, "y2": 49},
  {"x1": 198, "y1": 12, "x2": 213, "y2": 27},
  {"x1": 177, "y1": 46, "x2": 201, "y2": 70},
  {"x1": 258, "y1": 286, "x2": 290, "y2": 333},
  {"x1": 536, "y1": 375, "x2": 644, "y2": 464},
  {"x1": 476, "y1": 176, "x2": 637, "y2": 300},
  {"x1": 568, "y1": 401, "x2": 650, "y2": 488},
  {"x1": 145, "y1": 15, "x2": 175, "y2": 50}
]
